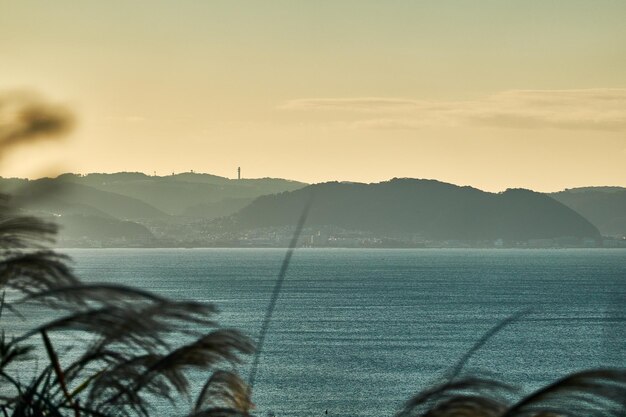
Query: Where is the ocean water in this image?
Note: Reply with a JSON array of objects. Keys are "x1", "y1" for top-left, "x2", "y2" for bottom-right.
[{"x1": 25, "y1": 249, "x2": 626, "y2": 416}]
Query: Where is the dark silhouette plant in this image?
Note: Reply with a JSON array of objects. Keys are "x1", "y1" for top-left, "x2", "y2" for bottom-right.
[
  {"x1": 396, "y1": 369, "x2": 626, "y2": 417},
  {"x1": 0, "y1": 91, "x2": 254, "y2": 417},
  {"x1": 396, "y1": 317, "x2": 626, "y2": 417}
]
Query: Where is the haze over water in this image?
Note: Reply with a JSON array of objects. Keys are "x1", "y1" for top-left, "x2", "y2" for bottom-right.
[{"x1": 66, "y1": 248, "x2": 625, "y2": 417}]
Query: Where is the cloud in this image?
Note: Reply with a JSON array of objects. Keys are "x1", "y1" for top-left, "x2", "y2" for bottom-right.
[
  {"x1": 280, "y1": 89, "x2": 626, "y2": 131},
  {"x1": 467, "y1": 111, "x2": 626, "y2": 131},
  {"x1": 124, "y1": 116, "x2": 147, "y2": 122},
  {"x1": 349, "y1": 119, "x2": 430, "y2": 130},
  {"x1": 279, "y1": 97, "x2": 431, "y2": 112}
]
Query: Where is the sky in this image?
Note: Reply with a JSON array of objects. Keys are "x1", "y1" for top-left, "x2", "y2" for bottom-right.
[{"x1": 1, "y1": 0, "x2": 625, "y2": 192}]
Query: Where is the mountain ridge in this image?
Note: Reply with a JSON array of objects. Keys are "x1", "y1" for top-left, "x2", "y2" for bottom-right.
[
  {"x1": 1, "y1": 172, "x2": 623, "y2": 247},
  {"x1": 228, "y1": 178, "x2": 601, "y2": 242},
  {"x1": 550, "y1": 187, "x2": 626, "y2": 237}
]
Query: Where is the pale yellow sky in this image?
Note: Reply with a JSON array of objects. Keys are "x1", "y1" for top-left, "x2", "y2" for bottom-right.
[{"x1": 1, "y1": 1, "x2": 625, "y2": 191}]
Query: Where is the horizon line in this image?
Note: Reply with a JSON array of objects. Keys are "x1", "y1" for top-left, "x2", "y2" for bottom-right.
[{"x1": 1, "y1": 170, "x2": 624, "y2": 195}]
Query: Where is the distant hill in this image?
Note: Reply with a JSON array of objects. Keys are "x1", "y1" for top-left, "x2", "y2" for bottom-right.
[
  {"x1": 54, "y1": 214, "x2": 156, "y2": 247},
  {"x1": 0, "y1": 172, "x2": 307, "y2": 246},
  {"x1": 181, "y1": 197, "x2": 255, "y2": 219},
  {"x1": 550, "y1": 187, "x2": 626, "y2": 237},
  {"x1": 2, "y1": 173, "x2": 619, "y2": 247},
  {"x1": 11, "y1": 179, "x2": 169, "y2": 221},
  {"x1": 53, "y1": 172, "x2": 307, "y2": 215},
  {"x1": 230, "y1": 179, "x2": 601, "y2": 241}
]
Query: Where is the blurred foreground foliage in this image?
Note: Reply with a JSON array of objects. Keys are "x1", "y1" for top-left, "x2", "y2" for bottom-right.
[{"x1": 0, "y1": 92, "x2": 254, "y2": 417}]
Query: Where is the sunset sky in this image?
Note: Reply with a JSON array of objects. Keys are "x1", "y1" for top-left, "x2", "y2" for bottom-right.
[{"x1": 1, "y1": 0, "x2": 625, "y2": 191}]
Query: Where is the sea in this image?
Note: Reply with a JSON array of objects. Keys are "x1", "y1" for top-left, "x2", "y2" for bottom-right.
[{"x1": 17, "y1": 249, "x2": 626, "y2": 416}]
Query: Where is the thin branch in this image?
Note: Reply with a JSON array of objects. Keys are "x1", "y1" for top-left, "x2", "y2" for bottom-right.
[
  {"x1": 41, "y1": 329, "x2": 80, "y2": 417},
  {"x1": 445, "y1": 309, "x2": 532, "y2": 381},
  {"x1": 247, "y1": 196, "x2": 312, "y2": 392}
]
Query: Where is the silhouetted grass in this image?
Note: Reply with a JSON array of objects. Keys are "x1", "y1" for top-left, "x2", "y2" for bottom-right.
[
  {"x1": 0, "y1": 92, "x2": 254, "y2": 417},
  {"x1": 396, "y1": 369, "x2": 626, "y2": 417},
  {"x1": 0, "y1": 194, "x2": 255, "y2": 417}
]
